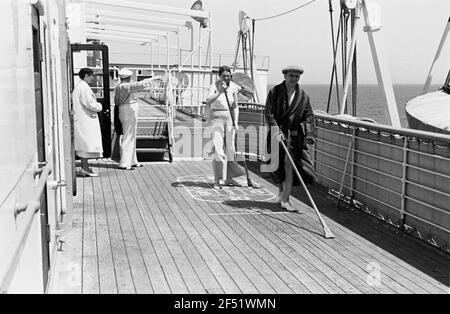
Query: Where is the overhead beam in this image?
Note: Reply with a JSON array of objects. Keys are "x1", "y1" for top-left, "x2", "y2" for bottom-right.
[
  {"x1": 107, "y1": 40, "x2": 180, "y2": 51},
  {"x1": 106, "y1": 41, "x2": 180, "y2": 51},
  {"x1": 86, "y1": 8, "x2": 190, "y2": 27},
  {"x1": 86, "y1": 16, "x2": 181, "y2": 33},
  {"x1": 86, "y1": 32, "x2": 183, "y2": 50},
  {"x1": 87, "y1": 37, "x2": 146, "y2": 45},
  {"x1": 86, "y1": 33, "x2": 153, "y2": 44},
  {"x1": 86, "y1": 0, "x2": 209, "y2": 19},
  {"x1": 86, "y1": 31, "x2": 158, "y2": 42},
  {"x1": 98, "y1": 39, "x2": 149, "y2": 46},
  {"x1": 86, "y1": 35, "x2": 153, "y2": 45},
  {"x1": 87, "y1": 24, "x2": 169, "y2": 37}
]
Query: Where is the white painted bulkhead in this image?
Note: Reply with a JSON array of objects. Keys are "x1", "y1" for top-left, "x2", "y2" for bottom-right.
[{"x1": 0, "y1": 0, "x2": 72, "y2": 293}]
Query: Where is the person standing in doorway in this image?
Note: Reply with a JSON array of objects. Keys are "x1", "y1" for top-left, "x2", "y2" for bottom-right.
[
  {"x1": 73, "y1": 68, "x2": 103, "y2": 177},
  {"x1": 114, "y1": 68, "x2": 155, "y2": 170}
]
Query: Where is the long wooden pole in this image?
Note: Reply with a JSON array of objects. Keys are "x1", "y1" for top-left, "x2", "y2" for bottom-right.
[
  {"x1": 223, "y1": 88, "x2": 258, "y2": 188},
  {"x1": 279, "y1": 137, "x2": 335, "y2": 239}
]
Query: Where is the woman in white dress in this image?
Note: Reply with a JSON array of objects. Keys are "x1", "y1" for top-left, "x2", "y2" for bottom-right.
[
  {"x1": 73, "y1": 68, "x2": 103, "y2": 177},
  {"x1": 205, "y1": 66, "x2": 245, "y2": 189}
]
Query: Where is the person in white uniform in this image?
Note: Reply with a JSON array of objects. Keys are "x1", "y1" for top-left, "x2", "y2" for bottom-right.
[
  {"x1": 114, "y1": 69, "x2": 155, "y2": 170},
  {"x1": 206, "y1": 66, "x2": 245, "y2": 189},
  {"x1": 73, "y1": 68, "x2": 103, "y2": 177}
]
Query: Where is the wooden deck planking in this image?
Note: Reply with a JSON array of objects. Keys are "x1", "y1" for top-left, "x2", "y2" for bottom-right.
[
  {"x1": 226, "y1": 207, "x2": 369, "y2": 294},
  {"x1": 138, "y1": 101, "x2": 167, "y2": 119},
  {"x1": 243, "y1": 161, "x2": 449, "y2": 293},
  {"x1": 100, "y1": 166, "x2": 136, "y2": 293},
  {"x1": 133, "y1": 166, "x2": 239, "y2": 294},
  {"x1": 163, "y1": 163, "x2": 293, "y2": 294},
  {"x1": 174, "y1": 162, "x2": 332, "y2": 294},
  {"x1": 147, "y1": 165, "x2": 246, "y2": 294},
  {"x1": 276, "y1": 212, "x2": 397, "y2": 294},
  {"x1": 327, "y1": 204, "x2": 450, "y2": 274},
  {"x1": 133, "y1": 166, "x2": 225, "y2": 294},
  {"x1": 153, "y1": 164, "x2": 278, "y2": 294},
  {"x1": 116, "y1": 167, "x2": 172, "y2": 294},
  {"x1": 134, "y1": 166, "x2": 243, "y2": 294},
  {"x1": 166, "y1": 162, "x2": 298, "y2": 294},
  {"x1": 114, "y1": 165, "x2": 190, "y2": 294},
  {"x1": 131, "y1": 166, "x2": 207, "y2": 294},
  {"x1": 362, "y1": 227, "x2": 450, "y2": 282},
  {"x1": 92, "y1": 166, "x2": 118, "y2": 294},
  {"x1": 178, "y1": 161, "x2": 448, "y2": 294},
  {"x1": 109, "y1": 167, "x2": 154, "y2": 294},
  {"x1": 142, "y1": 165, "x2": 253, "y2": 294},
  {"x1": 321, "y1": 215, "x2": 450, "y2": 292},
  {"x1": 244, "y1": 162, "x2": 448, "y2": 293},
  {"x1": 237, "y1": 190, "x2": 405, "y2": 294},
  {"x1": 185, "y1": 162, "x2": 347, "y2": 294},
  {"x1": 81, "y1": 177, "x2": 100, "y2": 294},
  {"x1": 285, "y1": 208, "x2": 434, "y2": 293},
  {"x1": 249, "y1": 205, "x2": 391, "y2": 294},
  {"x1": 283, "y1": 194, "x2": 444, "y2": 293},
  {"x1": 52, "y1": 160, "x2": 449, "y2": 294},
  {"x1": 254, "y1": 184, "x2": 441, "y2": 292},
  {"x1": 52, "y1": 173, "x2": 85, "y2": 294}
]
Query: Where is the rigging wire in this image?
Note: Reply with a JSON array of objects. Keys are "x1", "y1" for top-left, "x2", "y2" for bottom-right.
[
  {"x1": 351, "y1": 8, "x2": 358, "y2": 118},
  {"x1": 341, "y1": 8, "x2": 350, "y2": 114},
  {"x1": 326, "y1": 1, "x2": 342, "y2": 113},
  {"x1": 253, "y1": 0, "x2": 318, "y2": 21}
]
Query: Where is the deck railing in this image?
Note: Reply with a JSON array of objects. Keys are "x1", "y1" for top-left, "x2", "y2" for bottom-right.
[
  {"x1": 313, "y1": 113, "x2": 450, "y2": 252},
  {"x1": 235, "y1": 104, "x2": 450, "y2": 253},
  {"x1": 167, "y1": 68, "x2": 212, "y2": 120},
  {"x1": 0, "y1": 166, "x2": 52, "y2": 293}
]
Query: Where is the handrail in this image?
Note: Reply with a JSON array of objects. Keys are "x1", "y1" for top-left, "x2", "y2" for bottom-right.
[
  {"x1": 315, "y1": 112, "x2": 450, "y2": 143},
  {"x1": 0, "y1": 165, "x2": 52, "y2": 294},
  {"x1": 313, "y1": 116, "x2": 450, "y2": 251}
]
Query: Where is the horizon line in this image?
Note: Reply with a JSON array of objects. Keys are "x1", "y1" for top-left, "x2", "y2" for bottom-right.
[{"x1": 268, "y1": 82, "x2": 442, "y2": 86}]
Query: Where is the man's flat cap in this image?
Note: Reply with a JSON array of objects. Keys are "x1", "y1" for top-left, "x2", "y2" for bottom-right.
[{"x1": 282, "y1": 65, "x2": 304, "y2": 75}]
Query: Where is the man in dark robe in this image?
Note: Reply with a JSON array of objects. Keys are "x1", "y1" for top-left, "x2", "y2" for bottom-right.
[{"x1": 265, "y1": 65, "x2": 318, "y2": 212}]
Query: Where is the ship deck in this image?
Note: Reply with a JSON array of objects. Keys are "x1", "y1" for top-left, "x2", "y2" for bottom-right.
[{"x1": 49, "y1": 160, "x2": 449, "y2": 294}]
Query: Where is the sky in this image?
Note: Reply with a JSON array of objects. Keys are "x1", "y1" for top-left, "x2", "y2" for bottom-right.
[{"x1": 103, "y1": 0, "x2": 450, "y2": 85}]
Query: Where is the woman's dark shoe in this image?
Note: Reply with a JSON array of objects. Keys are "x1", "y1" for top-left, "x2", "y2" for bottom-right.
[
  {"x1": 224, "y1": 179, "x2": 242, "y2": 187},
  {"x1": 79, "y1": 168, "x2": 99, "y2": 177},
  {"x1": 119, "y1": 166, "x2": 134, "y2": 170},
  {"x1": 132, "y1": 163, "x2": 144, "y2": 168}
]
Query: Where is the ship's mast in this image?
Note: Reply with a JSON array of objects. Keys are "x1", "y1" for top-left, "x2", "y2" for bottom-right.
[
  {"x1": 338, "y1": 0, "x2": 401, "y2": 127},
  {"x1": 423, "y1": 16, "x2": 450, "y2": 94}
]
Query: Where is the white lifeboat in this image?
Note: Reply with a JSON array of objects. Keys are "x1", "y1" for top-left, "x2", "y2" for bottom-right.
[{"x1": 405, "y1": 89, "x2": 450, "y2": 135}]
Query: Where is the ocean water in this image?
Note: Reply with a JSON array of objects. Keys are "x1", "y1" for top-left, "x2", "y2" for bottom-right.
[{"x1": 267, "y1": 84, "x2": 441, "y2": 128}]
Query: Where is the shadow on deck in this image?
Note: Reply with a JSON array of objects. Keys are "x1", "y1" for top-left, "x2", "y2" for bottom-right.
[{"x1": 244, "y1": 160, "x2": 450, "y2": 288}]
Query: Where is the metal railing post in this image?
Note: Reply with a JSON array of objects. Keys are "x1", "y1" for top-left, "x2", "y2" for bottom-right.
[
  {"x1": 349, "y1": 127, "x2": 356, "y2": 200},
  {"x1": 400, "y1": 136, "x2": 408, "y2": 227},
  {"x1": 312, "y1": 119, "x2": 317, "y2": 172},
  {"x1": 337, "y1": 135, "x2": 354, "y2": 207}
]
